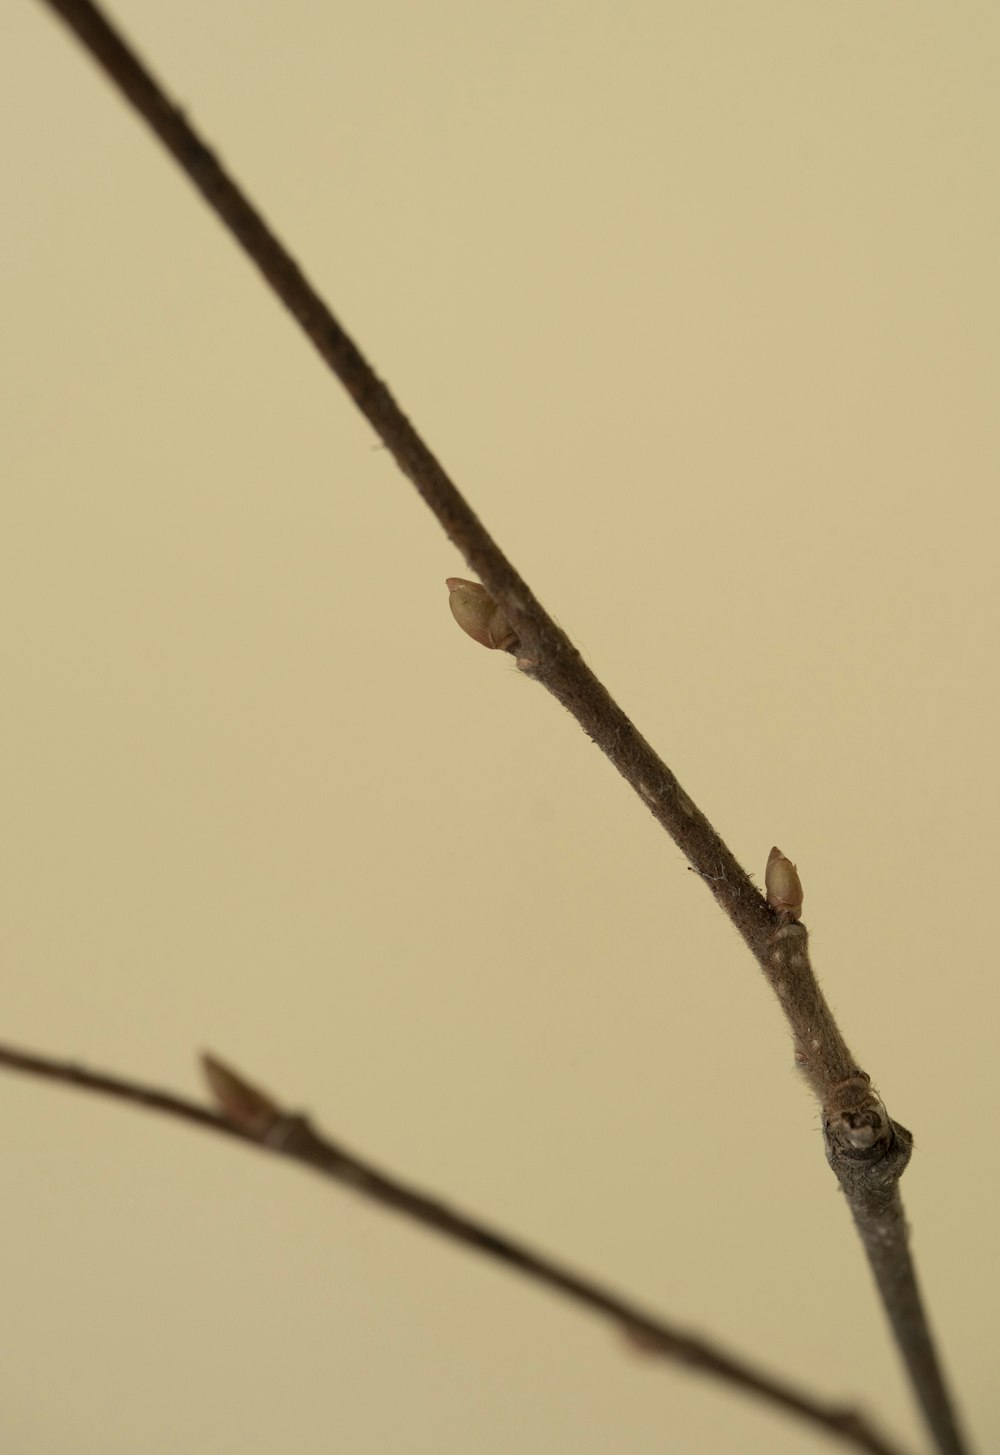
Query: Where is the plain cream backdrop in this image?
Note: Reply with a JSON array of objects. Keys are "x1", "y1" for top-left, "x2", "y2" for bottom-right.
[{"x1": 2, "y1": 3, "x2": 997, "y2": 1451}]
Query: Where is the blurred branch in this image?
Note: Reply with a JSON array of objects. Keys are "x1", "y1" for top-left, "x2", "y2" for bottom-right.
[
  {"x1": 0, "y1": 1040, "x2": 911, "y2": 1455},
  {"x1": 32, "y1": 2, "x2": 970, "y2": 1451}
]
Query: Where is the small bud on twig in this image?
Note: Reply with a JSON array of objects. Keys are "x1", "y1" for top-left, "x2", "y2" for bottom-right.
[
  {"x1": 445, "y1": 578, "x2": 519, "y2": 652},
  {"x1": 202, "y1": 1053, "x2": 281, "y2": 1135},
  {"x1": 765, "y1": 846, "x2": 803, "y2": 920}
]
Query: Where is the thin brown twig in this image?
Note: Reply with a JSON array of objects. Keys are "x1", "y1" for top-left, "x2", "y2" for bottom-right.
[
  {"x1": 0, "y1": 1041, "x2": 912, "y2": 1455},
  {"x1": 30, "y1": 3, "x2": 970, "y2": 1452}
]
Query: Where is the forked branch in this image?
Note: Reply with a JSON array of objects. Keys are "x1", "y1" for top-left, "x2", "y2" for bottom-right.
[{"x1": 31, "y1": 2, "x2": 971, "y2": 1451}]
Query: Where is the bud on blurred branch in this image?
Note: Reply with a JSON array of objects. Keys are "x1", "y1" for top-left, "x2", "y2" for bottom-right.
[{"x1": 202, "y1": 1053, "x2": 281, "y2": 1135}]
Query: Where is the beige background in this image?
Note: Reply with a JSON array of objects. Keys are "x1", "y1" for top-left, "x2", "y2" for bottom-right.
[{"x1": 2, "y1": 3, "x2": 997, "y2": 1452}]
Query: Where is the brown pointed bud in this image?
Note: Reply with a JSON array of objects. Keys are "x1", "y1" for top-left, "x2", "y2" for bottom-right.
[
  {"x1": 621, "y1": 1321, "x2": 665, "y2": 1355},
  {"x1": 446, "y1": 578, "x2": 518, "y2": 652},
  {"x1": 202, "y1": 1053, "x2": 281, "y2": 1135},
  {"x1": 765, "y1": 846, "x2": 803, "y2": 920}
]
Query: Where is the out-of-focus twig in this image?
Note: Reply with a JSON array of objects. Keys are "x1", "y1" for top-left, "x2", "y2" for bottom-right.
[{"x1": 0, "y1": 1040, "x2": 913, "y2": 1455}]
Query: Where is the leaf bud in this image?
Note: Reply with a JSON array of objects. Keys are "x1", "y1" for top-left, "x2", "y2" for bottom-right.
[
  {"x1": 202, "y1": 1053, "x2": 281, "y2": 1135},
  {"x1": 445, "y1": 578, "x2": 518, "y2": 652},
  {"x1": 765, "y1": 846, "x2": 803, "y2": 920}
]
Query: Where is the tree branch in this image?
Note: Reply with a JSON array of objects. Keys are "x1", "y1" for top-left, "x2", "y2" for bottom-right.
[
  {"x1": 30, "y1": 3, "x2": 971, "y2": 1451},
  {"x1": 0, "y1": 1040, "x2": 912, "y2": 1455}
]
